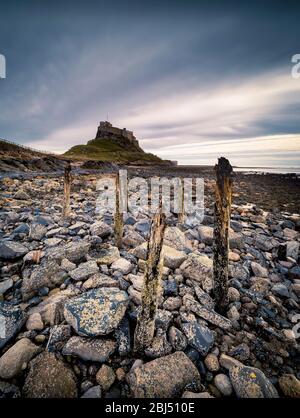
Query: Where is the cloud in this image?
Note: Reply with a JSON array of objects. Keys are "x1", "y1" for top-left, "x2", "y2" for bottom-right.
[
  {"x1": 1, "y1": 1, "x2": 300, "y2": 167},
  {"x1": 28, "y1": 69, "x2": 300, "y2": 167}
]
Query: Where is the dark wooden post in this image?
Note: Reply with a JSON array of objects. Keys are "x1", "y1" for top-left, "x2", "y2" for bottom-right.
[
  {"x1": 62, "y1": 162, "x2": 72, "y2": 218},
  {"x1": 114, "y1": 173, "x2": 123, "y2": 249},
  {"x1": 134, "y1": 210, "x2": 166, "y2": 354},
  {"x1": 213, "y1": 157, "x2": 233, "y2": 313}
]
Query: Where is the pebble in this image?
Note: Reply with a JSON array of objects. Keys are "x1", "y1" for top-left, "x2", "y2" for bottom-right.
[
  {"x1": 204, "y1": 353, "x2": 220, "y2": 372},
  {"x1": 26, "y1": 313, "x2": 44, "y2": 331},
  {"x1": 214, "y1": 374, "x2": 233, "y2": 396},
  {"x1": 96, "y1": 365, "x2": 116, "y2": 391},
  {"x1": 81, "y1": 385, "x2": 102, "y2": 398},
  {"x1": 182, "y1": 322, "x2": 214, "y2": 356}
]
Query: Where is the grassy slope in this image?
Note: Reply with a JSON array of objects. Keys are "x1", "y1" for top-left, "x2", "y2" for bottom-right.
[{"x1": 64, "y1": 138, "x2": 163, "y2": 163}]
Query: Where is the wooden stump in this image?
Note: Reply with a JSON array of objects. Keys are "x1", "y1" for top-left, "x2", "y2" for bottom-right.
[
  {"x1": 134, "y1": 210, "x2": 166, "y2": 354},
  {"x1": 213, "y1": 157, "x2": 233, "y2": 313},
  {"x1": 62, "y1": 162, "x2": 72, "y2": 218}
]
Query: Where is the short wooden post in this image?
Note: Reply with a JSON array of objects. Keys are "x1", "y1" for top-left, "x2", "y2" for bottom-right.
[
  {"x1": 134, "y1": 210, "x2": 166, "y2": 354},
  {"x1": 213, "y1": 157, "x2": 233, "y2": 313},
  {"x1": 114, "y1": 173, "x2": 123, "y2": 249},
  {"x1": 62, "y1": 162, "x2": 72, "y2": 218}
]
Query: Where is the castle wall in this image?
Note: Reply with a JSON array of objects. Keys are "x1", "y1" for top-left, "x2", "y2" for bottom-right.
[{"x1": 96, "y1": 122, "x2": 137, "y2": 144}]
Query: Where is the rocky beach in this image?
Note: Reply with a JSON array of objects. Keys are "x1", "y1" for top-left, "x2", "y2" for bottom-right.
[{"x1": 0, "y1": 164, "x2": 299, "y2": 399}]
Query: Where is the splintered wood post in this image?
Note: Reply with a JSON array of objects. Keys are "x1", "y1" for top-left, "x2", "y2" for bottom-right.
[
  {"x1": 134, "y1": 210, "x2": 166, "y2": 354},
  {"x1": 178, "y1": 177, "x2": 185, "y2": 224},
  {"x1": 213, "y1": 157, "x2": 233, "y2": 313},
  {"x1": 62, "y1": 162, "x2": 72, "y2": 218},
  {"x1": 114, "y1": 173, "x2": 123, "y2": 249}
]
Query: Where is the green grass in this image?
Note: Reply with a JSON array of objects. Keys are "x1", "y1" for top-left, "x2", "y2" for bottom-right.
[{"x1": 64, "y1": 138, "x2": 163, "y2": 164}]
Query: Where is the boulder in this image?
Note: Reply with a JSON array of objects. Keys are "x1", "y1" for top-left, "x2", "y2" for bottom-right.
[
  {"x1": 198, "y1": 226, "x2": 213, "y2": 245},
  {"x1": 82, "y1": 274, "x2": 119, "y2": 290},
  {"x1": 27, "y1": 290, "x2": 72, "y2": 326},
  {"x1": 162, "y1": 246, "x2": 187, "y2": 269},
  {"x1": 26, "y1": 313, "x2": 44, "y2": 331},
  {"x1": 251, "y1": 261, "x2": 269, "y2": 278},
  {"x1": 29, "y1": 223, "x2": 47, "y2": 241},
  {"x1": 63, "y1": 336, "x2": 116, "y2": 362},
  {"x1": 229, "y1": 365, "x2": 279, "y2": 398},
  {"x1": 0, "y1": 241, "x2": 28, "y2": 260},
  {"x1": 94, "y1": 246, "x2": 120, "y2": 265},
  {"x1": 278, "y1": 374, "x2": 300, "y2": 398},
  {"x1": 0, "y1": 302, "x2": 26, "y2": 349},
  {"x1": 164, "y1": 227, "x2": 193, "y2": 252},
  {"x1": 286, "y1": 241, "x2": 299, "y2": 260},
  {"x1": 0, "y1": 338, "x2": 40, "y2": 379},
  {"x1": 123, "y1": 230, "x2": 145, "y2": 247},
  {"x1": 0, "y1": 279, "x2": 13, "y2": 296},
  {"x1": 23, "y1": 352, "x2": 77, "y2": 398},
  {"x1": 180, "y1": 253, "x2": 213, "y2": 288},
  {"x1": 46, "y1": 241, "x2": 90, "y2": 263},
  {"x1": 90, "y1": 221, "x2": 113, "y2": 238},
  {"x1": 214, "y1": 374, "x2": 233, "y2": 396},
  {"x1": 64, "y1": 288, "x2": 129, "y2": 336},
  {"x1": 127, "y1": 352, "x2": 200, "y2": 398},
  {"x1": 14, "y1": 190, "x2": 31, "y2": 200},
  {"x1": 181, "y1": 322, "x2": 214, "y2": 356},
  {"x1": 168, "y1": 326, "x2": 187, "y2": 351},
  {"x1": 253, "y1": 234, "x2": 277, "y2": 252},
  {"x1": 114, "y1": 317, "x2": 131, "y2": 356},
  {"x1": 69, "y1": 260, "x2": 99, "y2": 281},
  {"x1": 46, "y1": 325, "x2": 71, "y2": 353},
  {"x1": 111, "y1": 258, "x2": 134, "y2": 275},
  {"x1": 21, "y1": 261, "x2": 64, "y2": 300},
  {"x1": 133, "y1": 243, "x2": 186, "y2": 269},
  {"x1": 96, "y1": 365, "x2": 116, "y2": 391}
]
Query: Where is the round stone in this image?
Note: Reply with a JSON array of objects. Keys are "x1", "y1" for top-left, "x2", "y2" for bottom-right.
[
  {"x1": 26, "y1": 313, "x2": 44, "y2": 331},
  {"x1": 228, "y1": 287, "x2": 240, "y2": 302},
  {"x1": 204, "y1": 354, "x2": 220, "y2": 372},
  {"x1": 96, "y1": 365, "x2": 115, "y2": 391},
  {"x1": 214, "y1": 374, "x2": 233, "y2": 396}
]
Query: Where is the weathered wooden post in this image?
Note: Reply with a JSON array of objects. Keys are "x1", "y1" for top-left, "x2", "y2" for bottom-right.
[
  {"x1": 62, "y1": 161, "x2": 72, "y2": 218},
  {"x1": 134, "y1": 210, "x2": 166, "y2": 354},
  {"x1": 213, "y1": 157, "x2": 233, "y2": 313},
  {"x1": 114, "y1": 172, "x2": 123, "y2": 249}
]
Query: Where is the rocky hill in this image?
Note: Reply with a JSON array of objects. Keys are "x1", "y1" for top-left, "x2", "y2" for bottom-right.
[
  {"x1": 64, "y1": 121, "x2": 169, "y2": 165},
  {"x1": 0, "y1": 139, "x2": 68, "y2": 174}
]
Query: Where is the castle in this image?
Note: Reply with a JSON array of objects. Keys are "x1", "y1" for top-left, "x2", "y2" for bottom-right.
[{"x1": 95, "y1": 121, "x2": 140, "y2": 148}]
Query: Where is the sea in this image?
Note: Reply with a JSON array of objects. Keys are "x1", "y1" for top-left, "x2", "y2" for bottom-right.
[{"x1": 234, "y1": 167, "x2": 300, "y2": 175}]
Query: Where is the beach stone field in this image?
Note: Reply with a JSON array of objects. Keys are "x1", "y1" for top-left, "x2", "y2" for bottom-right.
[{"x1": 0, "y1": 167, "x2": 299, "y2": 399}]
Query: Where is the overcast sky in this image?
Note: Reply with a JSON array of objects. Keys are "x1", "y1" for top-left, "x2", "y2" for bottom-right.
[{"x1": 0, "y1": 0, "x2": 300, "y2": 166}]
